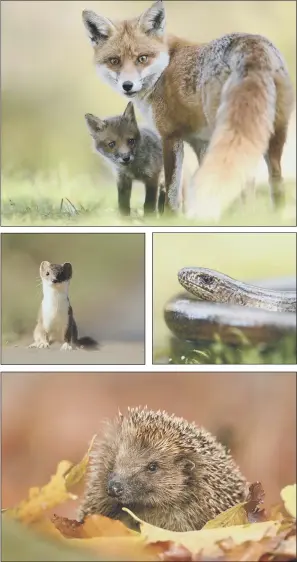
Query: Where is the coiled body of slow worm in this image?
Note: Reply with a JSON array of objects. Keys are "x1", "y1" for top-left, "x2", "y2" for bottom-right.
[{"x1": 177, "y1": 267, "x2": 296, "y2": 313}]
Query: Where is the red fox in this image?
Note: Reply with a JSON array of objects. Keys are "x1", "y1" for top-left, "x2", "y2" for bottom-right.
[{"x1": 82, "y1": 1, "x2": 294, "y2": 221}]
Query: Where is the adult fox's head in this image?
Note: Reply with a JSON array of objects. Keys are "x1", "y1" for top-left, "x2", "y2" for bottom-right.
[
  {"x1": 82, "y1": 1, "x2": 169, "y2": 98},
  {"x1": 85, "y1": 102, "x2": 141, "y2": 166}
]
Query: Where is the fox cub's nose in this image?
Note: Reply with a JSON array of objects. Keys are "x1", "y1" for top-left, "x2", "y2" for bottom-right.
[
  {"x1": 122, "y1": 81, "x2": 133, "y2": 92},
  {"x1": 122, "y1": 155, "x2": 131, "y2": 163}
]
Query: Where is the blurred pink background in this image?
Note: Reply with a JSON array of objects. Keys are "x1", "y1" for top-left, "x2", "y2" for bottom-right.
[{"x1": 2, "y1": 372, "x2": 296, "y2": 518}]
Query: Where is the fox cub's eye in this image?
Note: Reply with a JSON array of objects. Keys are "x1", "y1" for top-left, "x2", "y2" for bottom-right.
[
  {"x1": 108, "y1": 141, "x2": 116, "y2": 148},
  {"x1": 138, "y1": 55, "x2": 148, "y2": 64},
  {"x1": 147, "y1": 462, "x2": 158, "y2": 473},
  {"x1": 109, "y1": 57, "x2": 120, "y2": 66},
  {"x1": 127, "y1": 138, "x2": 135, "y2": 146}
]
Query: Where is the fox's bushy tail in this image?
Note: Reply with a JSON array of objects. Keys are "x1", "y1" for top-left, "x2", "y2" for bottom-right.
[{"x1": 190, "y1": 51, "x2": 279, "y2": 220}]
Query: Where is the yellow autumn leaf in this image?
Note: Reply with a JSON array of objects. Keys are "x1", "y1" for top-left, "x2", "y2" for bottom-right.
[
  {"x1": 64, "y1": 434, "x2": 97, "y2": 490},
  {"x1": 123, "y1": 508, "x2": 281, "y2": 556},
  {"x1": 202, "y1": 502, "x2": 248, "y2": 529},
  {"x1": 5, "y1": 438, "x2": 96, "y2": 524},
  {"x1": 5, "y1": 460, "x2": 75, "y2": 524},
  {"x1": 281, "y1": 484, "x2": 296, "y2": 519}
]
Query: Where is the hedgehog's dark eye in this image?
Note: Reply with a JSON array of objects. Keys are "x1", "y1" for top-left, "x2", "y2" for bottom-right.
[
  {"x1": 147, "y1": 462, "x2": 158, "y2": 473},
  {"x1": 127, "y1": 138, "x2": 135, "y2": 146},
  {"x1": 46, "y1": 272, "x2": 50, "y2": 276},
  {"x1": 108, "y1": 141, "x2": 116, "y2": 149}
]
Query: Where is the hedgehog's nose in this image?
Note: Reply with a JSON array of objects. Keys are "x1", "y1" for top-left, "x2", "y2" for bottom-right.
[{"x1": 108, "y1": 479, "x2": 124, "y2": 498}]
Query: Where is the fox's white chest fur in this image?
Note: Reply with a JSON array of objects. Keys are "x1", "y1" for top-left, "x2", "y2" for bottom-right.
[{"x1": 42, "y1": 283, "x2": 69, "y2": 336}]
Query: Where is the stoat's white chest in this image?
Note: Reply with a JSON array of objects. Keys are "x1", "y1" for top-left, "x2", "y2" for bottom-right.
[{"x1": 42, "y1": 283, "x2": 69, "y2": 334}]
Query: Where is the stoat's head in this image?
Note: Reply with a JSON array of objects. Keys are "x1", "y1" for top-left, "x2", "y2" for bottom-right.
[{"x1": 39, "y1": 261, "x2": 72, "y2": 291}]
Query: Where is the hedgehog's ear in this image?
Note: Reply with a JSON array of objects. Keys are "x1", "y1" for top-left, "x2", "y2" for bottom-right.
[
  {"x1": 176, "y1": 456, "x2": 196, "y2": 473},
  {"x1": 63, "y1": 262, "x2": 72, "y2": 278},
  {"x1": 40, "y1": 261, "x2": 50, "y2": 275},
  {"x1": 85, "y1": 113, "x2": 105, "y2": 137},
  {"x1": 138, "y1": 1, "x2": 165, "y2": 37},
  {"x1": 82, "y1": 10, "x2": 116, "y2": 46}
]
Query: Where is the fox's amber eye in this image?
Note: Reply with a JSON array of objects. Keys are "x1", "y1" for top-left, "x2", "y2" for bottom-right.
[
  {"x1": 108, "y1": 141, "x2": 116, "y2": 148},
  {"x1": 138, "y1": 55, "x2": 148, "y2": 64},
  {"x1": 127, "y1": 138, "x2": 135, "y2": 146},
  {"x1": 109, "y1": 57, "x2": 120, "y2": 66}
]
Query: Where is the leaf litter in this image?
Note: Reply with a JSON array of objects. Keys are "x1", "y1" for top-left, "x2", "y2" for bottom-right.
[{"x1": 3, "y1": 437, "x2": 296, "y2": 561}]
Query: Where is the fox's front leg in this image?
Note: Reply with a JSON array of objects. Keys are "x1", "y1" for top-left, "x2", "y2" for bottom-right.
[
  {"x1": 162, "y1": 138, "x2": 184, "y2": 212},
  {"x1": 144, "y1": 176, "x2": 158, "y2": 215},
  {"x1": 117, "y1": 175, "x2": 132, "y2": 216}
]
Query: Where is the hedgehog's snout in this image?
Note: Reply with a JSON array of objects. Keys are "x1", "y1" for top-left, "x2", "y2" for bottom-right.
[{"x1": 107, "y1": 477, "x2": 124, "y2": 498}]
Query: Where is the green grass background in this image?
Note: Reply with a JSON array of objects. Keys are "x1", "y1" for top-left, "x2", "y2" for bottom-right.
[
  {"x1": 153, "y1": 233, "x2": 297, "y2": 359},
  {"x1": 1, "y1": 1, "x2": 296, "y2": 225}
]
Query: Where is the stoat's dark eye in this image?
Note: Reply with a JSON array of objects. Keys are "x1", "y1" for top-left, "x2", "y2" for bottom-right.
[{"x1": 147, "y1": 462, "x2": 158, "y2": 473}]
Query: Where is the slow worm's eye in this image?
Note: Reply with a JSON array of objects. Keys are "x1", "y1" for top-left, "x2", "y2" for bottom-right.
[{"x1": 200, "y1": 274, "x2": 215, "y2": 284}]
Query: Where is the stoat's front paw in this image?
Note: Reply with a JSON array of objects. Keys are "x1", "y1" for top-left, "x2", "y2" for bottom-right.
[
  {"x1": 36, "y1": 341, "x2": 50, "y2": 349},
  {"x1": 29, "y1": 341, "x2": 49, "y2": 349},
  {"x1": 60, "y1": 342, "x2": 73, "y2": 351}
]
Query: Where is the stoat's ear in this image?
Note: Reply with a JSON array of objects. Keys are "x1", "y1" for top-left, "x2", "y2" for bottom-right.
[
  {"x1": 82, "y1": 10, "x2": 116, "y2": 46},
  {"x1": 138, "y1": 1, "x2": 165, "y2": 37},
  {"x1": 63, "y1": 262, "x2": 73, "y2": 278},
  {"x1": 85, "y1": 113, "x2": 106, "y2": 136},
  {"x1": 40, "y1": 261, "x2": 50, "y2": 276}
]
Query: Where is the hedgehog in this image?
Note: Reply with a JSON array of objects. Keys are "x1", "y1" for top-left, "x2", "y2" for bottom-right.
[{"x1": 78, "y1": 407, "x2": 247, "y2": 531}]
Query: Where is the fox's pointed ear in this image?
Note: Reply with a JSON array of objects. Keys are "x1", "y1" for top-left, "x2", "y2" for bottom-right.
[
  {"x1": 82, "y1": 10, "x2": 116, "y2": 45},
  {"x1": 122, "y1": 102, "x2": 136, "y2": 124},
  {"x1": 138, "y1": 1, "x2": 165, "y2": 37},
  {"x1": 85, "y1": 113, "x2": 105, "y2": 136}
]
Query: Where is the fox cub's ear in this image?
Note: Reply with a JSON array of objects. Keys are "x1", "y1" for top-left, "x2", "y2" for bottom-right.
[
  {"x1": 82, "y1": 10, "x2": 115, "y2": 45},
  {"x1": 122, "y1": 102, "x2": 137, "y2": 124},
  {"x1": 138, "y1": 1, "x2": 165, "y2": 37},
  {"x1": 85, "y1": 113, "x2": 105, "y2": 136},
  {"x1": 63, "y1": 263, "x2": 73, "y2": 279}
]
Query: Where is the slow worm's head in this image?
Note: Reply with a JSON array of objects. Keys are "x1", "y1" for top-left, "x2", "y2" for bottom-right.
[{"x1": 178, "y1": 267, "x2": 229, "y2": 301}]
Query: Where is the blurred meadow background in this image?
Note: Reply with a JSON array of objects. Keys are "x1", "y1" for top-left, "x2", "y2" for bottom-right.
[
  {"x1": 1, "y1": 233, "x2": 145, "y2": 364},
  {"x1": 1, "y1": 0, "x2": 296, "y2": 226},
  {"x1": 153, "y1": 233, "x2": 296, "y2": 363},
  {"x1": 2, "y1": 372, "x2": 296, "y2": 522}
]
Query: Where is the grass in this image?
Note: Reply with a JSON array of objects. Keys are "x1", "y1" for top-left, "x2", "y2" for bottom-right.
[
  {"x1": 1, "y1": 172, "x2": 296, "y2": 226},
  {"x1": 154, "y1": 333, "x2": 297, "y2": 365}
]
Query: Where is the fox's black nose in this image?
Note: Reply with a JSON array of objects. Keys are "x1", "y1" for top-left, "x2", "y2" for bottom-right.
[
  {"x1": 122, "y1": 81, "x2": 133, "y2": 92},
  {"x1": 122, "y1": 155, "x2": 131, "y2": 163},
  {"x1": 108, "y1": 479, "x2": 124, "y2": 498}
]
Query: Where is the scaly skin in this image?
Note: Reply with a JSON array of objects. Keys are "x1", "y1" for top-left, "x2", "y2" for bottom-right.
[{"x1": 178, "y1": 267, "x2": 296, "y2": 313}]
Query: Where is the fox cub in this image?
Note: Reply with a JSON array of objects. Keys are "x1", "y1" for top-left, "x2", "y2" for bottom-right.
[
  {"x1": 85, "y1": 102, "x2": 165, "y2": 216},
  {"x1": 82, "y1": 1, "x2": 294, "y2": 220}
]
